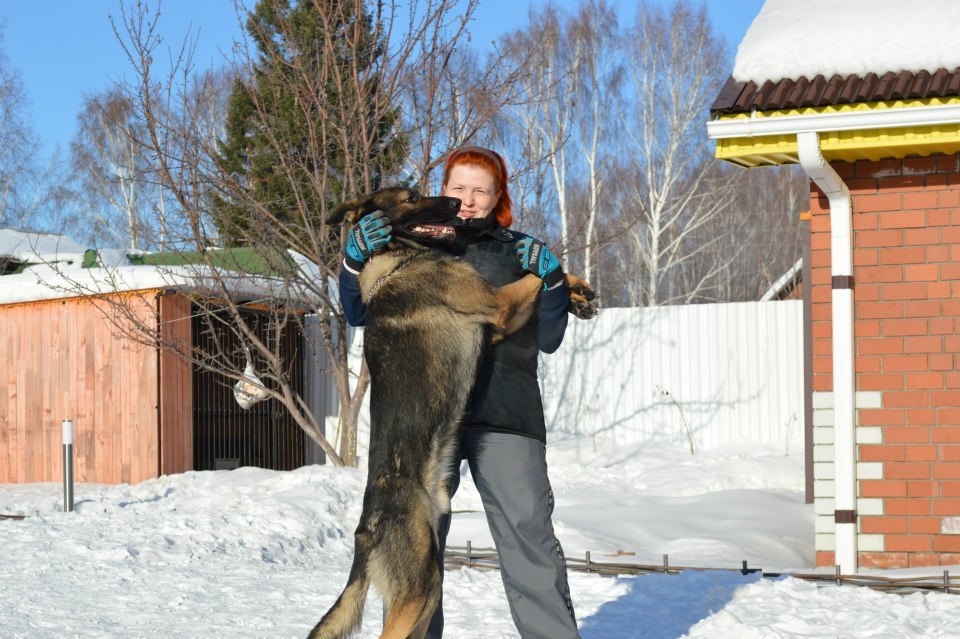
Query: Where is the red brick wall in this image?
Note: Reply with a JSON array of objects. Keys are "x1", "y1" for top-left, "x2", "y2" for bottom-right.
[{"x1": 811, "y1": 153, "x2": 960, "y2": 569}]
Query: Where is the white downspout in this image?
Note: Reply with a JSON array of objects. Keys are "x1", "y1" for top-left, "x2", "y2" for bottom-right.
[{"x1": 797, "y1": 131, "x2": 857, "y2": 574}]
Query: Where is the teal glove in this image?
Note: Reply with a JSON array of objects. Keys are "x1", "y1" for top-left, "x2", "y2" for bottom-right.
[
  {"x1": 516, "y1": 237, "x2": 563, "y2": 289},
  {"x1": 344, "y1": 210, "x2": 391, "y2": 271}
]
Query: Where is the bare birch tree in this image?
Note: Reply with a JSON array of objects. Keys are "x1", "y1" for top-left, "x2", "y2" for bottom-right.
[
  {"x1": 397, "y1": 9, "x2": 531, "y2": 192},
  {"x1": 493, "y1": 0, "x2": 623, "y2": 294},
  {"x1": 481, "y1": 0, "x2": 802, "y2": 307},
  {"x1": 497, "y1": 6, "x2": 576, "y2": 251},
  {"x1": 566, "y1": 0, "x2": 622, "y2": 286},
  {"x1": 70, "y1": 89, "x2": 151, "y2": 249},
  {"x1": 615, "y1": 0, "x2": 735, "y2": 306}
]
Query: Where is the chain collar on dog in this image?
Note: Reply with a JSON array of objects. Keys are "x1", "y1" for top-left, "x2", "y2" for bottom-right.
[{"x1": 368, "y1": 253, "x2": 421, "y2": 299}]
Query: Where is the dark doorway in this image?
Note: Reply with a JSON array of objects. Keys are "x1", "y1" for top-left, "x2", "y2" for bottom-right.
[{"x1": 191, "y1": 307, "x2": 307, "y2": 471}]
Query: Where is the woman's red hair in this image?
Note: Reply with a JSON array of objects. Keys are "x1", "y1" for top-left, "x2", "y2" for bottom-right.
[{"x1": 442, "y1": 146, "x2": 513, "y2": 227}]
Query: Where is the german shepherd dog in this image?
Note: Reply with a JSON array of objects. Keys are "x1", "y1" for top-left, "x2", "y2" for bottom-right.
[{"x1": 311, "y1": 187, "x2": 595, "y2": 639}]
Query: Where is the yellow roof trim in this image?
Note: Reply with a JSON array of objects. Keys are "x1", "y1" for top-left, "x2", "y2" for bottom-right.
[{"x1": 714, "y1": 97, "x2": 960, "y2": 167}]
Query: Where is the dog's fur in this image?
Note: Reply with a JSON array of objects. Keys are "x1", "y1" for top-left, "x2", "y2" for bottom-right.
[{"x1": 310, "y1": 188, "x2": 555, "y2": 639}]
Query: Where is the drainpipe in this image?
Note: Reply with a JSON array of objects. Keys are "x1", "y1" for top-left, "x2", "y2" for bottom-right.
[{"x1": 796, "y1": 131, "x2": 857, "y2": 574}]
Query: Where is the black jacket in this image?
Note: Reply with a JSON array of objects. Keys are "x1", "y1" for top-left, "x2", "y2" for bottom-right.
[{"x1": 338, "y1": 220, "x2": 568, "y2": 441}]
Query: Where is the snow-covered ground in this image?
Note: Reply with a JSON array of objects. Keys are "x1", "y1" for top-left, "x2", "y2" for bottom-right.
[{"x1": 3, "y1": 436, "x2": 960, "y2": 638}]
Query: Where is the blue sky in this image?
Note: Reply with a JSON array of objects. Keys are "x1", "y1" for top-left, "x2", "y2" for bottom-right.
[{"x1": 2, "y1": 0, "x2": 764, "y2": 163}]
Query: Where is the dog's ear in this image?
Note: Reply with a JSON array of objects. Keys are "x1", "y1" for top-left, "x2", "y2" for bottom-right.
[{"x1": 326, "y1": 198, "x2": 367, "y2": 226}]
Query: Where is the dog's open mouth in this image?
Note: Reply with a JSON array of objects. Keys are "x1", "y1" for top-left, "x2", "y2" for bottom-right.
[{"x1": 404, "y1": 223, "x2": 457, "y2": 243}]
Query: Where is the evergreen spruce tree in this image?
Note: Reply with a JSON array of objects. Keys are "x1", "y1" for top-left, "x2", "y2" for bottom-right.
[{"x1": 214, "y1": 0, "x2": 403, "y2": 247}]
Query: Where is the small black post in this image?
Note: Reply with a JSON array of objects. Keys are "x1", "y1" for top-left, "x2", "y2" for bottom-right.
[
  {"x1": 945, "y1": 570, "x2": 950, "y2": 594},
  {"x1": 835, "y1": 565, "x2": 842, "y2": 587},
  {"x1": 585, "y1": 551, "x2": 592, "y2": 573},
  {"x1": 662, "y1": 554, "x2": 669, "y2": 572},
  {"x1": 466, "y1": 540, "x2": 472, "y2": 564},
  {"x1": 62, "y1": 420, "x2": 74, "y2": 512}
]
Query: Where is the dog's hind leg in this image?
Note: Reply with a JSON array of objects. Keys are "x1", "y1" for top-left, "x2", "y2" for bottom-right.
[
  {"x1": 376, "y1": 506, "x2": 441, "y2": 639},
  {"x1": 379, "y1": 596, "x2": 437, "y2": 639}
]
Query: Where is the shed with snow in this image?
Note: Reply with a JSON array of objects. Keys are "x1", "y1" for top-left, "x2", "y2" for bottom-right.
[
  {"x1": 0, "y1": 230, "x2": 321, "y2": 485},
  {"x1": 708, "y1": 0, "x2": 960, "y2": 571}
]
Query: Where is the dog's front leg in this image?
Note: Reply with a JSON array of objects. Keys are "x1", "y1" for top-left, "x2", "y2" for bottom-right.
[{"x1": 492, "y1": 274, "x2": 544, "y2": 339}]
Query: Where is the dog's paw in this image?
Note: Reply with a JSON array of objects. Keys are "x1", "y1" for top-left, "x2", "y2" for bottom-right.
[
  {"x1": 568, "y1": 298, "x2": 598, "y2": 320},
  {"x1": 568, "y1": 282, "x2": 596, "y2": 302},
  {"x1": 565, "y1": 274, "x2": 598, "y2": 320}
]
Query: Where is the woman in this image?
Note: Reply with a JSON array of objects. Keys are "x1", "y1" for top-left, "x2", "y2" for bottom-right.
[{"x1": 337, "y1": 146, "x2": 580, "y2": 639}]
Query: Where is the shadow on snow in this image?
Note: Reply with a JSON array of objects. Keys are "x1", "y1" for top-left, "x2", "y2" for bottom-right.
[{"x1": 579, "y1": 570, "x2": 766, "y2": 638}]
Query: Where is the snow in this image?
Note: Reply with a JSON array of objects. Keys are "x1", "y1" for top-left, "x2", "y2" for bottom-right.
[
  {"x1": 0, "y1": 260, "x2": 305, "y2": 306},
  {"x1": 685, "y1": 578, "x2": 960, "y2": 639},
  {"x1": 2, "y1": 436, "x2": 959, "y2": 638},
  {"x1": 733, "y1": 0, "x2": 960, "y2": 85},
  {"x1": 0, "y1": 228, "x2": 88, "y2": 261},
  {"x1": 0, "y1": 229, "x2": 321, "y2": 306}
]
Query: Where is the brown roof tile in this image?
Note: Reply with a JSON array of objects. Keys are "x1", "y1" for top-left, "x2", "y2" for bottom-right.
[{"x1": 711, "y1": 68, "x2": 960, "y2": 115}]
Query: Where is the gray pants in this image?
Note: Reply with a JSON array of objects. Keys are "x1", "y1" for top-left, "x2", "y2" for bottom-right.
[{"x1": 425, "y1": 429, "x2": 581, "y2": 639}]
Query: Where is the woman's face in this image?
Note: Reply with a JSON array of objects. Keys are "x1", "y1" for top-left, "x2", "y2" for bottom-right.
[{"x1": 442, "y1": 164, "x2": 499, "y2": 219}]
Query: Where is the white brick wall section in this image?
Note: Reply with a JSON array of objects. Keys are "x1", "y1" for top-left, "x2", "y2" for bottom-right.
[
  {"x1": 815, "y1": 498, "x2": 835, "y2": 515},
  {"x1": 814, "y1": 409, "x2": 835, "y2": 427},
  {"x1": 815, "y1": 479, "x2": 835, "y2": 498},
  {"x1": 816, "y1": 515, "x2": 836, "y2": 534},
  {"x1": 855, "y1": 391, "x2": 883, "y2": 409},
  {"x1": 857, "y1": 498, "x2": 884, "y2": 516},
  {"x1": 858, "y1": 534, "x2": 885, "y2": 552},
  {"x1": 856, "y1": 427, "x2": 883, "y2": 445},
  {"x1": 813, "y1": 392, "x2": 834, "y2": 409},
  {"x1": 942, "y1": 517, "x2": 960, "y2": 534},
  {"x1": 816, "y1": 532, "x2": 836, "y2": 551},
  {"x1": 856, "y1": 462, "x2": 884, "y2": 480},
  {"x1": 815, "y1": 445, "x2": 835, "y2": 462},
  {"x1": 814, "y1": 462, "x2": 835, "y2": 479},
  {"x1": 814, "y1": 427, "x2": 835, "y2": 444}
]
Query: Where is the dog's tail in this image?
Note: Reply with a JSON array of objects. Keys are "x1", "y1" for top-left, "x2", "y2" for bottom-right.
[{"x1": 307, "y1": 541, "x2": 372, "y2": 639}]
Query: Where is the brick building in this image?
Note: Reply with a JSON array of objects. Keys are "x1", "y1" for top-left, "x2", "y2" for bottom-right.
[{"x1": 708, "y1": 1, "x2": 960, "y2": 571}]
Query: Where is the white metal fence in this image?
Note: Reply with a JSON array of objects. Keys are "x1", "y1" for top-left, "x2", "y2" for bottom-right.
[
  {"x1": 305, "y1": 300, "x2": 804, "y2": 455},
  {"x1": 539, "y1": 301, "x2": 804, "y2": 451},
  {"x1": 302, "y1": 317, "x2": 359, "y2": 464}
]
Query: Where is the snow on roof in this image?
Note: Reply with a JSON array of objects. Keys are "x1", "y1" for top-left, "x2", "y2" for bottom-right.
[
  {"x1": 0, "y1": 229, "x2": 89, "y2": 263},
  {"x1": 0, "y1": 230, "x2": 324, "y2": 307},
  {"x1": 733, "y1": 0, "x2": 960, "y2": 85},
  {"x1": 0, "y1": 263, "x2": 294, "y2": 306}
]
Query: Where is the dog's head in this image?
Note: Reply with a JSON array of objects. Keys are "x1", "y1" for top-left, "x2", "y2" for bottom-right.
[{"x1": 326, "y1": 187, "x2": 462, "y2": 245}]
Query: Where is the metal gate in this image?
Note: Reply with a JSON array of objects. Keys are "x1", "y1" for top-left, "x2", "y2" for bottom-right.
[{"x1": 192, "y1": 307, "x2": 307, "y2": 472}]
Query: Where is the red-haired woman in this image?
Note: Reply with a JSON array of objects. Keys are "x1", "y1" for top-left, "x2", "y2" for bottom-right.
[{"x1": 338, "y1": 146, "x2": 580, "y2": 639}]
